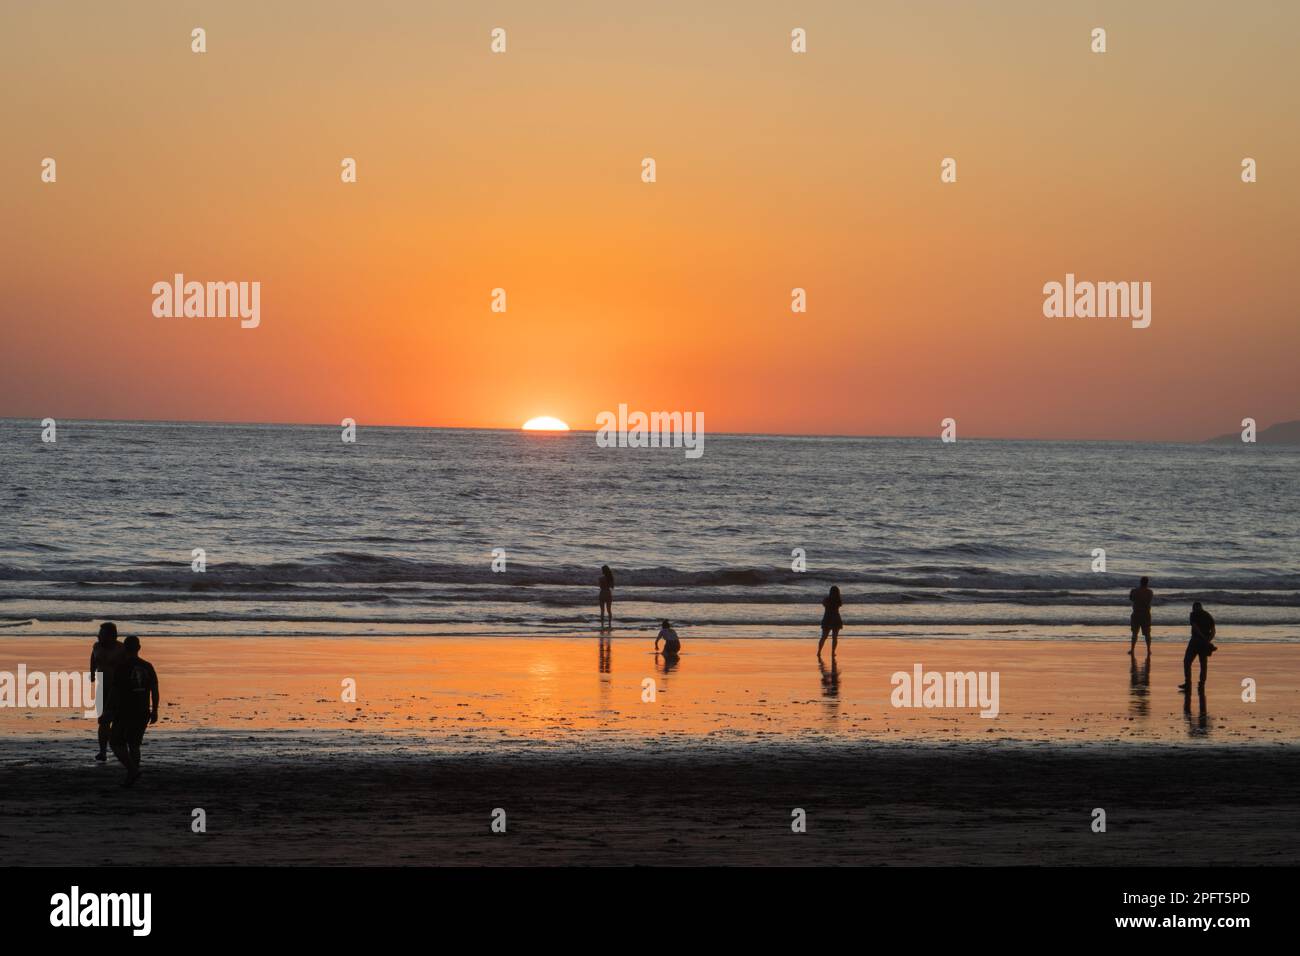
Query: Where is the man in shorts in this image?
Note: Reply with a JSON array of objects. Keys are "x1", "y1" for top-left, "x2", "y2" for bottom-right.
[
  {"x1": 1128, "y1": 576, "x2": 1154, "y2": 655},
  {"x1": 109, "y1": 636, "x2": 159, "y2": 787}
]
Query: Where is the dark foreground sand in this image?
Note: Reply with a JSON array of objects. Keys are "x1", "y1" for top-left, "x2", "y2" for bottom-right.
[
  {"x1": 3, "y1": 736, "x2": 1296, "y2": 865},
  {"x1": 3, "y1": 637, "x2": 1297, "y2": 864}
]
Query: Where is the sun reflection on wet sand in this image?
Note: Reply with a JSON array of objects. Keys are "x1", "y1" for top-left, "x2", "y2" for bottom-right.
[{"x1": 2, "y1": 636, "x2": 1296, "y2": 748}]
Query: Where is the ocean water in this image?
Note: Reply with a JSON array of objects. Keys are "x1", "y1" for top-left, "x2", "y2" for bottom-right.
[{"x1": 2, "y1": 419, "x2": 1298, "y2": 640}]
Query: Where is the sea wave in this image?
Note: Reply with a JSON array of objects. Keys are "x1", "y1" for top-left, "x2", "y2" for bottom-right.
[
  {"x1": 1, "y1": 555, "x2": 1299, "y2": 595},
  {"x1": 2, "y1": 584, "x2": 1299, "y2": 609},
  {"x1": 4, "y1": 609, "x2": 1299, "y2": 628}
]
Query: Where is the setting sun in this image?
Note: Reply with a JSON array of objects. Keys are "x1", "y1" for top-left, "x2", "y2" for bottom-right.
[{"x1": 521, "y1": 416, "x2": 570, "y2": 432}]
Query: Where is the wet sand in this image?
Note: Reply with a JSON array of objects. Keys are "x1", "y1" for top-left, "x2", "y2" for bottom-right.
[
  {"x1": 3, "y1": 635, "x2": 1297, "y2": 744},
  {"x1": 2, "y1": 636, "x2": 1297, "y2": 864}
]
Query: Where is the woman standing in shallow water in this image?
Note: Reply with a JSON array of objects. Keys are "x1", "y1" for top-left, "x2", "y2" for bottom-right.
[
  {"x1": 818, "y1": 586, "x2": 843, "y2": 657},
  {"x1": 598, "y1": 565, "x2": 614, "y2": 629}
]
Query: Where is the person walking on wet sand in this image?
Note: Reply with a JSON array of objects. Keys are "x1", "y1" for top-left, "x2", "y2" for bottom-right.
[
  {"x1": 817, "y1": 586, "x2": 843, "y2": 657},
  {"x1": 89, "y1": 622, "x2": 122, "y2": 761},
  {"x1": 1178, "y1": 602, "x2": 1218, "y2": 692},
  {"x1": 109, "y1": 636, "x2": 159, "y2": 787},
  {"x1": 598, "y1": 565, "x2": 614, "y2": 629},
  {"x1": 655, "y1": 619, "x2": 681, "y2": 657},
  {"x1": 1128, "y1": 576, "x2": 1154, "y2": 655}
]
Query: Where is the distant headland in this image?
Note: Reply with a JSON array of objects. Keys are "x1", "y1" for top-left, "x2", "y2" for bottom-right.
[{"x1": 1205, "y1": 420, "x2": 1300, "y2": 444}]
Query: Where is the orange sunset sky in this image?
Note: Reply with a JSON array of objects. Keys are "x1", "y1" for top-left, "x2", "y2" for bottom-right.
[{"x1": 2, "y1": 1, "x2": 1297, "y2": 441}]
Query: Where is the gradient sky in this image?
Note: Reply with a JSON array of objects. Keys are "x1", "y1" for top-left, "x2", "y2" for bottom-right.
[{"x1": 2, "y1": 1, "x2": 1297, "y2": 440}]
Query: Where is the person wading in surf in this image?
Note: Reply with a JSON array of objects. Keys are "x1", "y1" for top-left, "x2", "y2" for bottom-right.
[
  {"x1": 817, "y1": 586, "x2": 843, "y2": 658},
  {"x1": 598, "y1": 565, "x2": 614, "y2": 629}
]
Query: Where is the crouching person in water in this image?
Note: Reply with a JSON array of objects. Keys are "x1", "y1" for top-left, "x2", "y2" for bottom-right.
[
  {"x1": 110, "y1": 636, "x2": 159, "y2": 787},
  {"x1": 655, "y1": 620, "x2": 681, "y2": 659}
]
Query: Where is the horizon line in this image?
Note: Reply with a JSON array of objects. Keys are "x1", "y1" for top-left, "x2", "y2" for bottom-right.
[{"x1": 0, "y1": 413, "x2": 1234, "y2": 445}]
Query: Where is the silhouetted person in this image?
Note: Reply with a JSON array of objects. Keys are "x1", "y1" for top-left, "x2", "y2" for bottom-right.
[
  {"x1": 89, "y1": 622, "x2": 121, "y2": 761},
  {"x1": 1178, "y1": 602, "x2": 1217, "y2": 692},
  {"x1": 598, "y1": 565, "x2": 614, "y2": 629},
  {"x1": 1128, "y1": 576, "x2": 1153, "y2": 654},
  {"x1": 817, "y1": 586, "x2": 843, "y2": 657},
  {"x1": 109, "y1": 636, "x2": 159, "y2": 787},
  {"x1": 655, "y1": 619, "x2": 681, "y2": 658}
]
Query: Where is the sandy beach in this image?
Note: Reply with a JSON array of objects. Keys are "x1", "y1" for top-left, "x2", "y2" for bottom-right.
[
  {"x1": 2, "y1": 635, "x2": 1297, "y2": 865},
  {"x1": 4, "y1": 735, "x2": 1298, "y2": 866},
  {"x1": 3, "y1": 634, "x2": 1298, "y2": 744}
]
